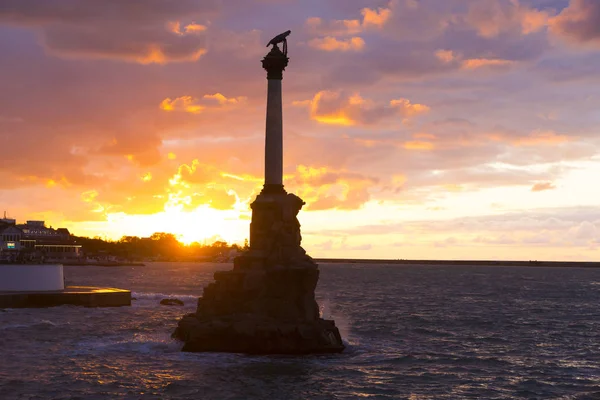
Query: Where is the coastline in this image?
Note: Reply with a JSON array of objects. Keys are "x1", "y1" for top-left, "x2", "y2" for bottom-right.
[
  {"x1": 51, "y1": 259, "x2": 600, "y2": 268},
  {"x1": 314, "y1": 258, "x2": 600, "y2": 268},
  {"x1": 61, "y1": 262, "x2": 146, "y2": 267}
]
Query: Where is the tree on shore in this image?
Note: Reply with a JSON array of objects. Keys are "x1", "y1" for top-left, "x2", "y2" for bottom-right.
[{"x1": 73, "y1": 233, "x2": 245, "y2": 261}]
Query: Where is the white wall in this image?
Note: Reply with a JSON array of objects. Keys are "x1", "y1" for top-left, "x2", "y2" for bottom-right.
[{"x1": 0, "y1": 264, "x2": 64, "y2": 291}]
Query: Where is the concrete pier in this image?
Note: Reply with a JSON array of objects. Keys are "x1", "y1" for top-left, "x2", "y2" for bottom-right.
[
  {"x1": 0, "y1": 264, "x2": 64, "y2": 291},
  {"x1": 0, "y1": 286, "x2": 131, "y2": 308}
]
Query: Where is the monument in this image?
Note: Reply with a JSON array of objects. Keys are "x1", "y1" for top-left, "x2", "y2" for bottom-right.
[{"x1": 172, "y1": 31, "x2": 345, "y2": 354}]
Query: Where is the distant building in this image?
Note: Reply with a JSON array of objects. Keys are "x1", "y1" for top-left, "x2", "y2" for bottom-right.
[
  {"x1": 0, "y1": 225, "x2": 23, "y2": 251},
  {"x1": 0, "y1": 219, "x2": 82, "y2": 262}
]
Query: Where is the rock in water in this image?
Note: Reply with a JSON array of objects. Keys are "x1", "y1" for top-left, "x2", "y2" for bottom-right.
[
  {"x1": 160, "y1": 298, "x2": 184, "y2": 306},
  {"x1": 172, "y1": 191, "x2": 345, "y2": 354}
]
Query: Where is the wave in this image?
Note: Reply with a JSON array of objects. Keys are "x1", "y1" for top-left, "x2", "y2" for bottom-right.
[
  {"x1": 0, "y1": 319, "x2": 60, "y2": 330},
  {"x1": 131, "y1": 292, "x2": 199, "y2": 302},
  {"x1": 68, "y1": 332, "x2": 183, "y2": 356}
]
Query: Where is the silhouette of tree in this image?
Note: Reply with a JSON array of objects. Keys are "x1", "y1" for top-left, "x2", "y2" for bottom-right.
[{"x1": 72, "y1": 232, "x2": 245, "y2": 262}]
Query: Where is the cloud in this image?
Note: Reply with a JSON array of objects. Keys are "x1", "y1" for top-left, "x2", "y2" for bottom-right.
[
  {"x1": 549, "y1": 0, "x2": 600, "y2": 46},
  {"x1": 403, "y1": 141, "x2": 435, "y2": 151},
  {"x1": 305, "y1": 17, "x2": 362, "y2": 36},
  {"x1": 160, "y1": 93, "x2": 247, "y2": 114},
  {"x1": 390, "y1": 98, "x2": 432, "y2": 116},
  {"x1": 308, "y1": 37, "x2": 365, "y2": 52},
  {"x1": 435, "y1": 49, "x2": 458, "y2": 63},
  {"x1": 567, "y1": 220, "x2": 598, "y2": 241},
  {"x1": 298, "y1": 91, "x2": 429, "y2": 126},
  {"x1": 206, "y1": 29, "x2": 265, "y2": 58},
  {"x1": 311, "y1": 239, "x2": 372, "y2": 252},
  {"x1": 377, "y1": 0, "x2": 455, "y2": 41},
  {"x1": 287, "y1": 165, "x2": 378, "y2": 211},
  {"x1": 531, "y1": 181, "x2": 556, "y2": 192},
  {"x1": 309, "y1": 206, "x2": 600, "y2": 251},
  {"x1": 172, "y1": 160, "x2": 220, "y2": 186},
  {"x1": 465, "y1": 0, "x2": 550, "y2": 38},
  {"x1": 435, "y1": 49, "x2": 516, "y2": 70},
  {"x1": 183, "y1": 188, "x2": 237, "y2": 211},
  {"x1": 461, "y1": 58, "x2": 515, "y2": 69},
  {"x1": 85, "y1": 167, "x2": 175, "y2": 216},
  {"x1": 362, "y1": 6, "x2": 392, "y2": 28},
  {"x1": 473, "y1": 234, "x2": 517, "y2": 245},
  {"x1": 489, "y1": 130, "x2": 571, "y2": 146},
  {"x1": 305, "y1": 5, "x2": 391, "y2": 36},
  {"x1": 0, "y1": 0, "x2": 217, "y2": 63}
]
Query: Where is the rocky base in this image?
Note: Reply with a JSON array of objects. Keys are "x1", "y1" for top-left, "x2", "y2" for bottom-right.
[
  {"x1": 171, "y1": 266, "x2": 345, "y2": 354},
  {"x1": 173, "y1": 314, "x2": 344, "y2": 354},
  {"x1": 171, "y1": 189, "x2": 345, "y2": 354}
]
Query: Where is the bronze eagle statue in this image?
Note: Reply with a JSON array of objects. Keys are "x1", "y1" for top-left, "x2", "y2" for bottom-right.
[{"x1": 266, "y1": 30, "x2": 291, "y2": 55}]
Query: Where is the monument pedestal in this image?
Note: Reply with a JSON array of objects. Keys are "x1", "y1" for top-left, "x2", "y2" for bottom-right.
[
  {"x1": 173, "y1": 190, "x2": 345, "y2": 354},
  {"x1": 173, "y1": 267, "x2": 344, "y2": 354}
]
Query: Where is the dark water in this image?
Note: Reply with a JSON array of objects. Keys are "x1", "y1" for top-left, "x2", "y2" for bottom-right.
[{"x1": 1, "y1": 262, "x2": 600, "y2": 399}]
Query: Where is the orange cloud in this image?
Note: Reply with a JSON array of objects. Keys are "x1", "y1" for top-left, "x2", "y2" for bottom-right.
[
  {"x1": 172, "y1": 160, "x2": 219, "y2": 186},
  {"x1": 302, "y1": 91, "x2": 429, "y2": 126},
  {"x1": 0, "y1": 1, "x2": 215, "y2": 64},
  {"x1": 308, "y1": 37, "x2": 365, "y2": 52},
  {"x1": 483, "y1": 129, "x2": 572, "y2": 149},
  {"x1": 462, "y1": 58, "x2": 514, "y2": 69},
  {"x1": 465, "y1": 0, "x2": 550, "y2": 38},
  {"x1": 403, "y1": 141, "x2": 435, "y2": 150},
  {"x1": 353, "y1": 138, "x2": 379, "y2": 148},
  {"x1": 81, "y1": 190, "x2": 98, "y2": 203},
  {"x1": 167, "y1": 21, "x2": 208, "y2": 35},
  {"x1": 390, "y1": 98, "x2": 431, "y2": 117},
  {"x1": 160, "y1": 96, "x2": 204, "y2": 114},
  {"x1": 549, "y1": 0, "x2": 600, "y2": 46},
  {"x1": 305, "y1": 5, "x2": 391, "y2": 36},
  {"x1": 435, "y1": 49, "x2": 458, "y2": 63},
  {"x1": 203, "y1": 93, "x2": 247, "y2": 105},
  {"x1": 182, "y1": 188, "x2": 237, "y2": 211},
  {"x1": 512, "y1": 131, "x2": 571, "y2": 146},
  {"x1": 88, "y1": 169, "x2": 173, "y2": 216},
  {"x1": 531, "y1": 182, "x2": 556, "y2": 192},
  {"x1": 361, "y1": 7, "x2": 392, "y2": 28},
  {"x1": 435, "y1": 50, "x2": 514, "y2": 71},
  {"x1": 141, "y1": 173, "x2": 152, "y2": 182},
  {"x1": 414, "y1": 133, "x2": 436, "y2": 140},
  {"x1": 305, "y1": 17, "x2": 362, "y2": 36},
  {"x1": 287, "y1": 165, "x2": 378, "y2": 211},
  {"x1": 160, "y1": 93, "x2": 247, "y2": 114}
]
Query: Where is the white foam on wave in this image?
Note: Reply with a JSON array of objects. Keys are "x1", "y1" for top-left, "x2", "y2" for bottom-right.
[
  {"x1": 69, "y1": 331, "x2": 184, "y2": 356},
  {"x1": 0, "y1": 319, "x2": 59, "y2": 330},
  {"x1": 132, "y1": 292, "x2": 199, "y2": 302},
  {"x1": 319, "y1": 299, "x2": 356, "y2": 346}
]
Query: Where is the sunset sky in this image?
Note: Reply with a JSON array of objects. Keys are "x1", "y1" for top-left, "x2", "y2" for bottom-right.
[{"x1": 1, "y1": 0, "x2": 600, "y2": 260}]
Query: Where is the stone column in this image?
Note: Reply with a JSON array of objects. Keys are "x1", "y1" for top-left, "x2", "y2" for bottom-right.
[{"x1": 261, "y1": 45, "x2": 289, "y2": 194}]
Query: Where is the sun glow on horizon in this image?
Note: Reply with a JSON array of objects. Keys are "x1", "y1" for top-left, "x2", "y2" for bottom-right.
[
  {"x1": 164, "y1": 204, "x2": 248, "y2": 245},
  {"x1": 67, "y1": 205, "x2": 250, "y2": 246}
]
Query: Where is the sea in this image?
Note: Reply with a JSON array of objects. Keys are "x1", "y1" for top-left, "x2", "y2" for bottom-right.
[{"x1": 1, "y1": 262, "x2": 600, "y2": 399}]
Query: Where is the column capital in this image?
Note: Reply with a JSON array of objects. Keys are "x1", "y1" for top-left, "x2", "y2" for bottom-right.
[
  {"x1": 260, "y1": 184, "x2": 286, "y2": 195},
  {"x1": 262, "y1": 45, "x2": 289, "y2": 80}
]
